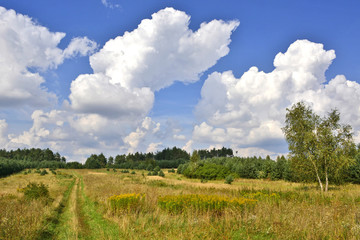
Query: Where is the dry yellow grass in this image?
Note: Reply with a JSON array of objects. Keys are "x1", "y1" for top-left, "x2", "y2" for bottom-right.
[
  {"x1": 2, "y1": 168, "x2": 360, "y2": 239},
  {"x1": 0, "y1": 169, "x2": 74, "y2": 239}
]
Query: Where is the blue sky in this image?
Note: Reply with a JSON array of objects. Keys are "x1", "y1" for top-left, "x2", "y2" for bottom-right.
[{"x1": 0, "y1": 0, "x2": 360, "y2": 161}]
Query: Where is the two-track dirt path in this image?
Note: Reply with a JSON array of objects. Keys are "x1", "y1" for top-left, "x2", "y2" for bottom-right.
[{"x1": 55, "y1": 173, "x2": 120, "y2": 240}]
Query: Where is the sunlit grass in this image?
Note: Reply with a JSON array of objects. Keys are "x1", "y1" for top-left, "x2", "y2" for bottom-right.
[{"x1": 2, "y1": 168, "x2": 360, "y2": 239}]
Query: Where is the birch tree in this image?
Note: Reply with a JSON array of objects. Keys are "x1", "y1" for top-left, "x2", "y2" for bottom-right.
[{"x1": 283, "y1": 102, "x2": 355, "y2": 192}]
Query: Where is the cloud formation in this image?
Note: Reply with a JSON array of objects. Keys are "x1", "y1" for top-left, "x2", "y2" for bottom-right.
[
  {"x1": 194, "y1": 39, "x2": 360, "y2": 155},
  {"x1": 69, "y1": 7, "x2": 239, "y2": 119},
  {"x1": 0, "y1": 7, "x2": 97, "y2": 108}
]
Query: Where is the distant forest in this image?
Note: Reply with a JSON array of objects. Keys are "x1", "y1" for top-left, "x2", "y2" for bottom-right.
[{"x1": 1, "y1": 146, "x2": 360, "y2": 184}]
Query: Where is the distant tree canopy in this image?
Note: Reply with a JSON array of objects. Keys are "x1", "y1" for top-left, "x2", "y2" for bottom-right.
[
  {"x1": 283, "y1": 102, "x2": 356, "y2": 192},
  {"x1": 197, "y1": 147, "x2": 233, "y2": 159},
  {"x1": 177, "y1": 155, "x2": 291, "y2": 181},
  {"x1": 0, "y1": 148, "x2": 67, "y2": 177},
  {"x1": 0, "y1": 148, "x2": 66, "y2": 162},
  {"x1": 154, "y1": 147, "x2": 190, "y2": 160}
]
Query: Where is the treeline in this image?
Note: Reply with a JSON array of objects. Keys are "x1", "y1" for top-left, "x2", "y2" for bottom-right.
[
  {"x1": 198, "y1": 147, "x2": 233, "y2": 159},
  {"x1": 178, "y1": 155, "x2": 290, "y2": 181},
  {"x1": 0, "y1": 148, "x2": 66, "y2": 162},
  {"x1": 177, "y1": 147, "x2": 360, "y2": 184},
  {"x1": 84, "y1": 147, "x2": 190, "y2": 169},
  {"x1": 0, "y1": 148, "x2": 67, "y2": 177}
]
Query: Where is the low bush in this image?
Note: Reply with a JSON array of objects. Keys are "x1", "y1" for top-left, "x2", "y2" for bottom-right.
[
  {"x1": 158, "y1": 170, "x2": 165, "y2": 177},
  {"x1": 19, "y1": 182, "x2": 50, "y2": 201},
  {"x1": 225, "y1": 175, "x2": 234, "y2": 184}
]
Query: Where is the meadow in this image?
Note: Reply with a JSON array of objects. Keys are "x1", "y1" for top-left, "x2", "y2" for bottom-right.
[{"x1": 1, "y1": 168, "x2": 360, "y2": 239}]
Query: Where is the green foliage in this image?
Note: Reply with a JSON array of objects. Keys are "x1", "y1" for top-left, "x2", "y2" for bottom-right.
[
  {"x1": 197, "y1": 147, "x2": 233, "y2": 159},
  {"x1": 158, "y1": 170, "x2": 165, "y2": 177},
  {"x1": 0, "y1": 148, "x2": 65, "y2": 163},
  {"x1": 225, "y1": 175, "x2": 234, "y2": 184},
  {"x1": 20, "y1": 182, "x2": 50, "y2": 201},
  {"x1": 168, "y1": 168, "x2": 175, "y2": 173},
  {"x1": 346, "y1": 149, "x2": 360, "y2": 183},
  {"x1": 183, "y1": 163, "x2": 231, "y2": 180},
  {"x1": 190, "y1": 150, "x2": 200, "y2": 163},
  {"x1": 283, "y1": 102, "x2": 356, "y2": 191},
  {"x1": 65, "y1": 161, "x2": 83, "y2": 169},
  {"x1": 0, "y1": 157, "x2": 66, "y2": 177},
  {"x1": 84, "y1": 155, "x2": 102, "y2": 169},
  {"x1": 131, "y1": 171, "x2": 136, "y2": 174},
  {"x1": 154, "y1": 146, "x2": 190, "y2": 161},
  {"x1": 40, "y1": 169, "x2": 48, "y2": 175}
]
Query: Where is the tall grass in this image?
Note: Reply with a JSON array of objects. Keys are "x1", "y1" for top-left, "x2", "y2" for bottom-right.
[
  {"x1": 108, "y1": 193, "x2": 145, "y2": 213},
  {"x1": 0, "y1": 169, "x2": 73, "y2": 239},
  {"x1": 158, "y1": 194, "x2": 257, "y2": 214}
]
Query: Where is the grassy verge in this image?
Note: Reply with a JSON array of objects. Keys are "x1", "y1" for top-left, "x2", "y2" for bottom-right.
[
  {"x1": 78, "y1": 175, "x2": 120, "y2": 239},
  {"x1": 36, "y1": 178, "x2": 76, "y2": 239}
]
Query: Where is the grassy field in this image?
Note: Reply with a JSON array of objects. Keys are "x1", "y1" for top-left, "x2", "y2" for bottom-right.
[{"x1": 1, "y1": 168, "x2": 360, "y2": 239}]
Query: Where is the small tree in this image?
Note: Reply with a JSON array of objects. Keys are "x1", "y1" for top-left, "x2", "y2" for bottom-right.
[
  {"x1": 283, "y1": 102, "x2": 355, "y2": 192},
  {"x1": 190, "y1": 150, "x2": 200, "y2": 163},
  {"x1": 225, "y1": 175, "x2": 234, "y2": 184}
]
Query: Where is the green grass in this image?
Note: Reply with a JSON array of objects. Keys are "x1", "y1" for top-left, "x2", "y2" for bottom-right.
[{"x1": 79, "y1": 175, "x2": 120, "y2": 240}]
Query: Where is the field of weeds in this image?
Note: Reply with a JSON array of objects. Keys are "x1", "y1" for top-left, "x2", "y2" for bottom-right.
[{"x1": 1, "y1": 168, "x2": 360, "y2": 239}]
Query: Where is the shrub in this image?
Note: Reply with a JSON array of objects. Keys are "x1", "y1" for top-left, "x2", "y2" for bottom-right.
[
  {"x1": 20, "y1": 182, "x2": 50, "y2": 201},
  {"x1": 168, "y1": 168, "x2": 176, "y2": 173},
  {"x1": 158, "y1": 170, "x2": 165, "y2": 177},
  {"x1": 158, "y1": 194, "x2": 257, "y2": 215},
  {"x1": 183, "y1": 163, "x2": 231, "y2": 180},
  {"x1": 108, "y1": 193, "x2": 145, "y2": 213},
  {"x1": 225, "y1": 175, "x2": 234, "y2": 184},
  {"x1": 131, "y1": 171, "x2": 136, "y2": 174},
  {"x1": 40, "y1": 170, "x2": 48, "y2": 176}
]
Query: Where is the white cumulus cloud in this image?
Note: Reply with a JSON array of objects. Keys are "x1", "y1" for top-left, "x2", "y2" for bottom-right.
[
  {"x1": 0, "y1": 7, "x2": 97, "y2": 108},
  {"x1": 69, "y1": 7, "x2": 239, "y2": 119},
  {"x1": 194, "y1": 39, "x2": 360, "y2": 153}
]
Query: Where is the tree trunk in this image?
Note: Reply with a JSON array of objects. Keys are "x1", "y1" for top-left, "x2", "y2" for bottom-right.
[
  {"x1": 325, "y1": 171, "x2": 328, "y2": 192},
  {"x1": 316, "y1": 172, "x2": 323, "y2": 193}
]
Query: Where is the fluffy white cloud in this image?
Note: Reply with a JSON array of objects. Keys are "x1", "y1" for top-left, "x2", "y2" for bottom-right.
[
  {"x1": 146, "y1": 142, "x2": 162, "y2": 153},
  {"x1": 70, "y1": 73, "x2": 154, "y2": 119},
  {"x1": 0, "y1": 7, "x2": 97, "y2": 108},
  {"x1": 182, "y1": 140, "x2": 193, "y2": 154},
  {"x1": 123, "y1": 117, "x2": 161, "y2": 153},
  {"x1": 70, "y1": 7, "x2": 239, "y2": 118},
  {"x1": 194, "y1": 39, "x2": 360, "y2": 153},
  {"x1": 0, "y1": 119, "x2": 8, "y2": 147}
]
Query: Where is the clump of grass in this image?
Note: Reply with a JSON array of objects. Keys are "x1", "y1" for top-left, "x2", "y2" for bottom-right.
[
  {"x1": 108, "y1": 193, "x2": 145, "y2": 214},
  {"x1": 158, "y1": 194, "x2": 257, "y2": 215}
]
